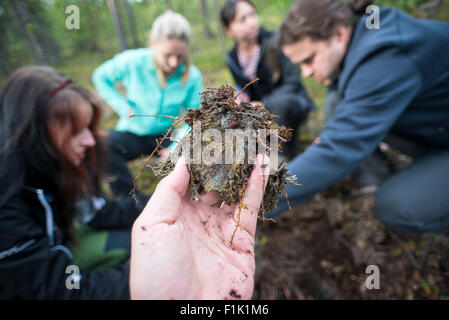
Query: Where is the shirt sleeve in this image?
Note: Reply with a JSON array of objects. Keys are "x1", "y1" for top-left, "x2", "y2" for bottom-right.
[
  {"x1": 266, "y1": 48, "x2": 423, "y2": 218},
  {"x1": 92, "y1": 51, "x2": 133, "y2": 119}
]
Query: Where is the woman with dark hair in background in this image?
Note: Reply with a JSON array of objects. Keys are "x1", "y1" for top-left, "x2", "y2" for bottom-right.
[
  {"x1": 268, "y1": 0, "x2": 449, "y2": 237},
  {"x1": 220, "y1": 0, "x2": 316, "y2": 161}
]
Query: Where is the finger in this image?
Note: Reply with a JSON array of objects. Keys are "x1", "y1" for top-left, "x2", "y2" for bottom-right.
[
  {"x1": 140, "y1": 157, "x2": 190, "y2": 225},
  {"x1": 233, "y1": 154, "x2": 270, "y2": 237}
]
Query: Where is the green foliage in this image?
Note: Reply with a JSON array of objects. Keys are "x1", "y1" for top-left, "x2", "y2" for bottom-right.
[
  {"x1": 374, "y1": 0, "x2": 428, "y2": 13},
  {"x1": 1, "y1": 0, "x2": 447, "y2": 85},
  {"x1": 420, "y1": 277, "x2": 440, "y2": 298}
]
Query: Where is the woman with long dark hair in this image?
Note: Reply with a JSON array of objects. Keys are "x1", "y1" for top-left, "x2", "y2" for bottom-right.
[
  {"x1": 0, "y1": 66, "x2": 144, "y2": 299},
  {"x1": 0, "y1": 66, "x2": 269, "y2": 299},
  {"x1": 269, "y1": 0, "x2": 449, "y2": 236}
]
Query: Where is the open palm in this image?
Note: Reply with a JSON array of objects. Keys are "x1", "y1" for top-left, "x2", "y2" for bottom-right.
[{"x1": 130, "y1": 155, "x2": 269, "y2": 300}]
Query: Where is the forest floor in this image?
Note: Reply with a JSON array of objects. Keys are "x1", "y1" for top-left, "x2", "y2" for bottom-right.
[{"x1": 252, "y1": 138, "x2": 449, "y2": 300}]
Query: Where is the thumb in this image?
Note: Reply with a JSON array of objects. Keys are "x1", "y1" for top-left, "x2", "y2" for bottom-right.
[{"x1": 140, "y1": 157, "x2": 190, "y2": 225}]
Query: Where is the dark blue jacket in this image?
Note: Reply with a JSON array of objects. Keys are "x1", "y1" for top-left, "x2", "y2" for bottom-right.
[{"x1": 268, "y1": 8, "x2": 449, "y2": 218}]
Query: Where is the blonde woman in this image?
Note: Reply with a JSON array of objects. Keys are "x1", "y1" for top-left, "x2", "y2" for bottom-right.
[{"x1": 93, "y1": 11, "x2": 203, "y2": 197}]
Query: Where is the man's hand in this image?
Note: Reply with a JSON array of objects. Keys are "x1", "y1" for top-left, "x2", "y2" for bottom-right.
[{"x1": 130, "y1": 155, "x2": 270, "y2": 299}]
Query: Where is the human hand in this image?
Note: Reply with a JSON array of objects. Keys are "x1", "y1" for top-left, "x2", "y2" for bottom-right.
[{"x1": 130, "y1": 154, "x2": 270, "y2": 299}]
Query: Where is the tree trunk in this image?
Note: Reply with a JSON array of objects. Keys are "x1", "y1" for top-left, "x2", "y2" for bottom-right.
[
  {"x1": 9, "y1": 0, "x2": 46, "y2": 64},
  {"x1": 199, "y1": 0, "x2": 214, "y2": 39},
  {"x1": 0, "y1": 39, "x2": 10, "y2": 77},
  {"x1": 212, "y1": 0, "x2": 226, "y2": 54},
  {"x1": 84, "y1": 3, "x2": 102, "y2": 52},
  {"x1": 107, "y1": 0, "x2": 128, "y2": 51},
  {"x1": 123, "y1": 0, "x2": 140, "y2": 48},
  {"x1": 26, "y1": 6, "x2": 60, "y2": 63},
  {"x1": 17, "y1": 0, "x2": 60, "y2": 63},
  {"x1": 419, "y1": 0, "x2": 443, "y2": 18},
  {"x1": 165, "y1": 0, "x2": 173, "y2": 10}
]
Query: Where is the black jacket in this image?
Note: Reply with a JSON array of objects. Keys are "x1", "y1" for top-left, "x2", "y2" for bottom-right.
[
  {"x1": 226, "y1": 27, "x2": 315, "y2": 110},
  {"x1": 0, "y1": 153, "x2": 143, "y2": 299}
]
